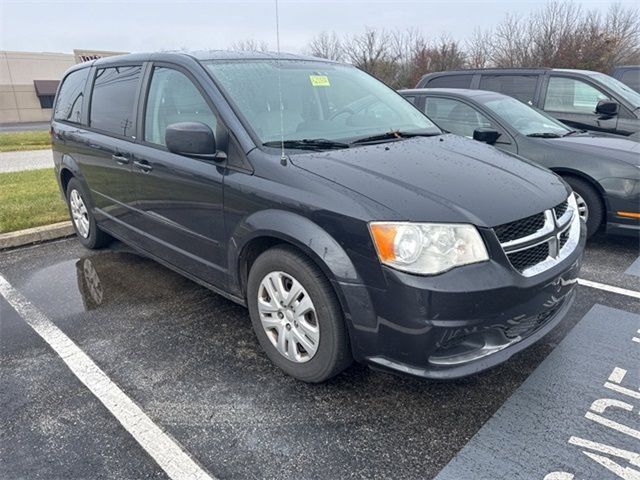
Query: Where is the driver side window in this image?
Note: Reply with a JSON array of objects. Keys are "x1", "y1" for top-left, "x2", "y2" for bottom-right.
[
  {"x1": 424, "y1": 97, "x2": 493, "y2": 137},
  {"x1": 144, "y1": 67, "x2": 217, "y2": 146}
]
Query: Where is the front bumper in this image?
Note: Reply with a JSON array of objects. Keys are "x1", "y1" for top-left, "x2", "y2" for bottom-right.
[
  {"x1": 341, "y1": 218, "x2": 586, "y2": 380},
  {"x1": 604, "y1": 182, "x2": 640, "y2": 237}
]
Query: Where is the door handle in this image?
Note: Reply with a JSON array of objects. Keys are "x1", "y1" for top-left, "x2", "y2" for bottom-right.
[
  {"x1": 112, "y1": 154, "x2": 130, "y2": 165},
  {"x1": 133, "y1": 159, "x2": 153, "y2": 173}
]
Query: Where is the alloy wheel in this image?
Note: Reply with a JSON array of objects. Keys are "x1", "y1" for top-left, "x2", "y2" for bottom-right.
[
  {"x1": 70, "y1": 189, "x2": 90, "y2": 238},
  {"x1": 257, "y1": 271, "x2": 320, "y2": 363},
  {"x1": 573, "y1": 192, "x2": 589, "y2": 222}
]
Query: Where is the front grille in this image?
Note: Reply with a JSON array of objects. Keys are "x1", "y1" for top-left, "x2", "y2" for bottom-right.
[
  {"x1": 494, "y1": 196, "x2": 577, "y2": 277},
  {"x1": 554, "y1": 201, "x2": 568, "y2": 219},
  {"x1": 559, "y1": 228, "x2": 570, "y2": 249},
  {"x1": 494, "y1": 212, "x2": 546, "y2": 243},
  {"x1": 507, "y1": 242, "x2": 549, "y2": 273}
]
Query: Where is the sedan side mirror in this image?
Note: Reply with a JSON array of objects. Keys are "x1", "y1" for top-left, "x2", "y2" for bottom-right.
[
  {"x1": 165, "y1": 122, "x2": 221, "y2": 160},
  {"x1": 595, "y1": 99, "x2": 619, "y2": 117},
  {"x1": 473, "y1": 128, "x2": 501, "y2": 145}
]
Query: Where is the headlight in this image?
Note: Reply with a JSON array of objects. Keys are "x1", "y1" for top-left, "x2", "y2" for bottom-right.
[{"x1": 369, "y1": 222, "x2": 489, "y2": 275}]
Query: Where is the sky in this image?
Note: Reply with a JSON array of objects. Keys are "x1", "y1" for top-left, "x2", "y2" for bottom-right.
[{"x1": 1, "y1": 0, "x2": 637, "y2": 55}]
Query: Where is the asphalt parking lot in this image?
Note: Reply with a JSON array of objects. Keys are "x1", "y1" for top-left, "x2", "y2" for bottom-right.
[{"x1": 1, "y1": 233, "x2": 639, "y2": 480}]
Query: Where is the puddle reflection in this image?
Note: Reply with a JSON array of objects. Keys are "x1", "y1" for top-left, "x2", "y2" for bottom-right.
[{"x1": 22, "y1": 250, "x2": 197, "y2": 314}]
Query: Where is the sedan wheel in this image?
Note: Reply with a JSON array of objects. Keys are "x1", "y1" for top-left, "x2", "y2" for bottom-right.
[
  {"x1": 573, "y1": 192, "x2": 589, "y2": 222},
  {"x1": 257, "y1": 271, "x2": 320, "y2": 363}
]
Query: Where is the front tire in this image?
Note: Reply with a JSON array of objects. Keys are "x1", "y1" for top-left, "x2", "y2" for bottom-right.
[
  {"x1": 247, "y1": 246, "x2": 352, "y2": 383},
  {"x1": 563, "y1": 176, "x2": 603, "y2": 238},
  {"x1": 66, "y1": 178, "x2": 112, "y2": 249}
]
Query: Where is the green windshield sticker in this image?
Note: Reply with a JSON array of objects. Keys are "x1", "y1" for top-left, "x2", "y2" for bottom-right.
[{"x1": 309, "y1": 75, "x2": 330, "y2": 87}]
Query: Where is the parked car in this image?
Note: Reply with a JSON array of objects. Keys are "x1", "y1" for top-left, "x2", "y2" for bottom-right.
[
  {"x1": 416, "y1": 68, "x2": 640, "y2": 140},
  {"x1": 401, "y1": 88, "x2": 640, "y2": 237},
  {"x1": 52, "y1": 51, "x2": 585, "y2": 383},
  {"x1": 612, "y1": 66, "x2": 640, "y2": 93}
]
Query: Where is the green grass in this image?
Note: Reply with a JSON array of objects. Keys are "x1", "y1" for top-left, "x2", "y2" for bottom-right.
[
  {"x1": 0, "y1": 130, "x2": 51, "y2": 152},
  {"x1": 0, "y1": 168, "x2": 69, "y2": 234}
]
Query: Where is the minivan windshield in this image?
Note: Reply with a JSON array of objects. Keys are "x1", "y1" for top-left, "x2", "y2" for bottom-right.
[
  {"x1": 481, "y1": 95, "x2": 571, "y2": 137},
  {"x1": 203, "y1": 59, "x2": 440, "y2": 147},
  {"x1": 587, "y1": 72, "x2": 640, "y2": 109}
]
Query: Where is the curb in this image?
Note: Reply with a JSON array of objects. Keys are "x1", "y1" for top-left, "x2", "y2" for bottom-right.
[{"x1": 0, "y1": 221, "x2": 74, "y2": 250}]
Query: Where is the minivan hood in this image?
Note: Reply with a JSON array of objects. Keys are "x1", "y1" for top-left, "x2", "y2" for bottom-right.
[
  {"x1": 291, "y1": 135, "x2": 568, "y2": 227},
  {"x1": 545, "y1": 134, "x2": 640, "y2": 167}
]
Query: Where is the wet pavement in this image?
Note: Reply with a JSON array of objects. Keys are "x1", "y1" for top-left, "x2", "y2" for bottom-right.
[{"x1": 1, "y1": 233, "x2": 639, "y2": 480}]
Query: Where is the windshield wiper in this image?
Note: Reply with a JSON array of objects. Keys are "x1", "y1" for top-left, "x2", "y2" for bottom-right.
[
  {"x1": 262, "y1": 139, "x2": 350, "y2": 150},
  {"x1": 350, "y1": 130, "x2": 441, "y2": 145},
  {"x1": 562, "y1": 130, "x2": 582, "y2": 137},
  {"x1": 527, "y1": 132, "x2": 562, "y2": 138}
]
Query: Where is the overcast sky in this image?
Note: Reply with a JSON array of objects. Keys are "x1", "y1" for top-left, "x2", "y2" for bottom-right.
[{"x1": 1, "y1": 0, "x2": 637, "y2": 55}]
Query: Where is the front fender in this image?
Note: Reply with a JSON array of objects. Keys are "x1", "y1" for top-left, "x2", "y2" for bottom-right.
[
  {"x1": 227, "y1": 209, "x2": 378, "y2": 359},
  {"x1": 228, "y1": 209, "x2": 363, "y2": 289}
]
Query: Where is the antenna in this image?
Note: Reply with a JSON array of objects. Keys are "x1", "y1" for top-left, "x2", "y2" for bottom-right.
[{"x1": 275, "y1": 0, "x2": 286, "y2": 163}]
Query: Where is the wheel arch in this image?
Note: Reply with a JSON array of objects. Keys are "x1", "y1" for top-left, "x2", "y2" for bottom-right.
[
  {"x1": 229, "y1": 210, "x2": 364, "y2": 297},
  {"x1": 549, "y1": 167, "x2": 609, "y2": 222},
  {"x1": 58, "y1": 153, "x2": 96, "y2": 205},
  {"x1": 228, "y1": 210, "x2": 377, "y2": 351}
]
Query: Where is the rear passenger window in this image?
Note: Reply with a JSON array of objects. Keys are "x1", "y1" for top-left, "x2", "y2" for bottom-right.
[
  {"x1": 144, "y1": 67, "x2": 217, "y2": 146},
  {"x1": 90, "y1": 66, "x2": 142, "y2": 137},
  {"x1": 426, "y1": 75, "x2": 472, "y2": 89},
  {"x1": 478, "y1": 75, "x2": 538, "y2": 104},
  {"x1": 54, "y1": 69, "x2": 89, "y2": 124}
]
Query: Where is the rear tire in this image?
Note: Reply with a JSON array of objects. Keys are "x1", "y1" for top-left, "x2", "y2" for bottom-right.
[
  {"x1": 247, "y1": 245, "x2": 352, "y2": 383},
  {"x1": 563, "y1": 176, "x2": 603, "y2": 238},
  {"x1": 66, "y1": 178, "x2": 112, "y2": 249}
]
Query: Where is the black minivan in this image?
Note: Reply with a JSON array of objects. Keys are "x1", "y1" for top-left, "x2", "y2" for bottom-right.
[
  {"x1": 417, "y1": 68, "x2": 640, "y2": 139},
  {"x1": 52, "y1": 51, "x2": 585, "y2": 383}
]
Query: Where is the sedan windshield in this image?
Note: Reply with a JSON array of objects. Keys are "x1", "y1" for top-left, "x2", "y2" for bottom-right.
[
  {"x1": 203, "y1": 59, "x2": 439, "y2": 146},
  {"x1": 481, "y1": 96, "x2": 571, "y2": 136}
]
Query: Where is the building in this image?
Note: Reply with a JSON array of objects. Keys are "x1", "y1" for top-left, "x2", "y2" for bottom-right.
[{"x1": 0, "y1": 49, "x2": 126, "y2": 124}]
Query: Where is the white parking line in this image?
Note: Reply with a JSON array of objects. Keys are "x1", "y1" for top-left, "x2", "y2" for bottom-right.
[
  {"x1": 578, "y1": 278, "x2": 640, "y2": 300},
  {"x1": 0, "y1": 274, "x2": 215, "y2": 480}
]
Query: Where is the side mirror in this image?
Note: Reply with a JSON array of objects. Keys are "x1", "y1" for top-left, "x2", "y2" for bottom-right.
[
  {"x1": 473, "y1": 127, "x2": 500, "y2": 145},
  {"x1": 165, "y1": 122, "x2": 220, "y2": 160},
  {"x1": 595, "y1": 99, "x2": 619, "y2": 117}
]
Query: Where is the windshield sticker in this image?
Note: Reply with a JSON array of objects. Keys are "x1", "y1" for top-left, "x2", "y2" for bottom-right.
[{"x1": 309, "y1": 75, "x2": 330, "y2": 87}]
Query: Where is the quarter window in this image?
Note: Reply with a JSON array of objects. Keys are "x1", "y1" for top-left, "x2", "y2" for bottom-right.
[
  {"x1": 424, "y1": 97, "x2": 493, "y2": 137},
  {"x1": 90, "y1": 66, "x2": 142, "y2": 137},
  {"x1": 478, "y1": 75, "x2": 538, "y2": 104},
  {"x1": 425, "y1": 75, "x2": 472, "y2": 89},
  {"x1": 54, "y1": 69, "x2": 89, "y2": 124},
  {"x1": 144, "y1": 67, "x2": 217, "y2": 146},
  {"x1": 544, "y1": 77, "x2": 609, "y2": 113}
]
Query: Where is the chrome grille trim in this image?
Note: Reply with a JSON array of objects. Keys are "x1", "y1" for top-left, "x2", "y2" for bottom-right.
[{"x1": 496, "y1": 195, "x2": 581, "y2": 277}]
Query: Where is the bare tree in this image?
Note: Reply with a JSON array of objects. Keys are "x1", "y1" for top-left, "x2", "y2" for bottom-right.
[
  {"x1": 307, "y1": 31, "x2": 343, "y2": 61},
  {"x1": 491, "y1": 13, "x2": 533, "y2": 67},
  {"x1": 302, "y1": 1, "x2": 640, "y2": 86},
  {"x1": 601, "y1": 3, "x2": 640, "y2": 69},
  {"x1": 344, "y1": 28, "x2": 398, "y2": 86},
  {"x1": 429, "y1": 35, "x2": 466, "y2": 71},
  {"x1": 466, "y1": 27, "x2": 492, "y2": 68},
  {"x1": 389, "y1": 28, "x2": 428, "y2": 88},
  {"x1": 230, "y1": 39, "x2": 270, "y2": 52}
]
